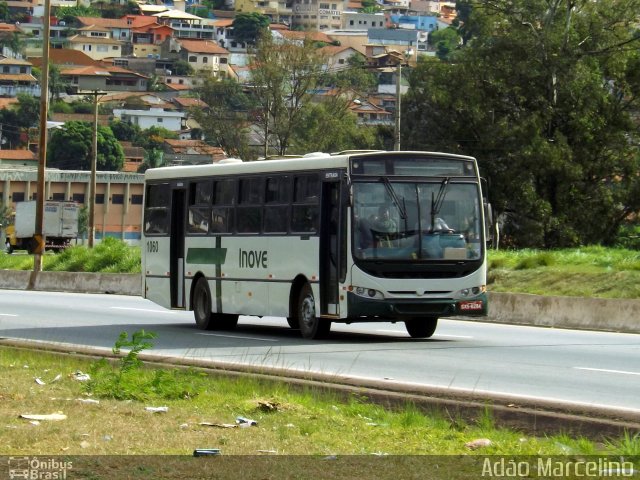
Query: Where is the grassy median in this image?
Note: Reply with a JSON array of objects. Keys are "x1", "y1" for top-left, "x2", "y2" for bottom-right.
[{"x1": 2, "y1": 344, "x2": 639, "y2": 457}]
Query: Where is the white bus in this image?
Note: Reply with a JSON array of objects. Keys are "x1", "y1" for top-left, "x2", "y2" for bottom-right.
[{"x1": 142, "y1": 150, "x2": 489, "y2": 339}]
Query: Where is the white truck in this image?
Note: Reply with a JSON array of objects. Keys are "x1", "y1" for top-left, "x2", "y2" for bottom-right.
[{"x1": 6, "y1": 201, "x2": 80, "y2": 254}]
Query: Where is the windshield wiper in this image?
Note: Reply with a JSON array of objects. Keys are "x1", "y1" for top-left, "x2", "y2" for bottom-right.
[
  {"x1": 381, "y1": 177, "x2": 407, "y2": 219},
  {"x1": 430, "y1": 177, "x2": 450, "y2": 231}
]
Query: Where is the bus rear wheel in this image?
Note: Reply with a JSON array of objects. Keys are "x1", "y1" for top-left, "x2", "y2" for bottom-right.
[
  {"x1": 193, "y1": 277, "x2": 214, "y2": 330},
  {"x1": 192, "y1": 277, "x2": 239, "y2": 331},
  {"x1": 405, "y1": 317, "x2": 438, "y2": 338},
  {"x1": 296, "y1": 283, "x2": 330, "y2": 339}
]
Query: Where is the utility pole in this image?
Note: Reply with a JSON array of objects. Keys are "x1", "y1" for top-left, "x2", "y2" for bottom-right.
[
  {"x1": 393, "y1": 48, "x2": 414, "y2": 152},
  {"x1": 87, "y1": 90, "x2": 105, "y2": 248},
  {"x1": 394, "y1": 61, "x2": 402, "y2": 151},
  {"x1": 30, "y1": 0, "x2": 51, "y2": 283}
]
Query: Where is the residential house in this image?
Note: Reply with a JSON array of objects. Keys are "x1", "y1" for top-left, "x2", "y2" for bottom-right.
[
  {"x1": 161, "y1": 38, "x2": 230, "y2": 76},
  {"x1": 152, "y1": 9, "x2": 216, "y2": 40},
  {"x1": 112, "y1": 107, "x2": 186, "y2": 131},
  {"x1": 127, "y1": 15, "x2": 174, "y2": 59},
  {"x1": 75, "y1": 16, "x2": 134, "y2": 44},
  {"x1": 349, "y1": 97, "x2": 392, "y2": 126},
  {"x1": 61, "y1": 65, "x2": 149, "y2": 93},
  {"x1": 67, "y1": 25, "x2": 124, "y2": 61},
  {"x1": 317, "y1": 45, "x2": 364, "y2": 73},
  {"x1": 162, "y1": 139, "x2": 225, "y2": 165},
  {"x1": 0, "y1": 57, "x2": 40, "y2": 97},
  {"x1": 162, "y1": 74, "x2": 204, "y2": 91}
]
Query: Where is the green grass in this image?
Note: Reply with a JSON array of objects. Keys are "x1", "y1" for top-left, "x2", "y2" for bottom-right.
[{"x1": 488, "y1": 247, "x2": 640, "y2": 298}]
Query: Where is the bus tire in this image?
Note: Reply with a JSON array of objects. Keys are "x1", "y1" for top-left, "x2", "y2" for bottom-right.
[
  {"x1": 405, "y1": 317, "x2": 438, "y2": 338},
  {"x1": 193, "y1": 277, "x2": 215, "y2": 330},
  {"x1": 296, "y1": 283, "x2": 330, "y2": 339}
]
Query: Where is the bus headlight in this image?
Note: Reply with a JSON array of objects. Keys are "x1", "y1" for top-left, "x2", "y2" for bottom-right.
[
  {"x1": 351, "y1": 286, "x2": 384, "y2": 300},
  {"x1": 454, "y1": 285, "x2": 485, "y2": 299}
]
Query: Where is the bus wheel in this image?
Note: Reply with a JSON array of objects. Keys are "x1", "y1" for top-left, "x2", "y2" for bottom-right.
[
  {"x1": 193, "y1": 277, "x2": 214, "y2": 330},
  {"x1": 296, "y1": 284, "x2": 330, "y2": 339},
  {"x1": 405, "y1": 317, "x2": 438, "y2": 338}
]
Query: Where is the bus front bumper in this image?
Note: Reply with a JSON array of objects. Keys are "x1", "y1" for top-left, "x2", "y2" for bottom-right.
[{"x1": 346, "y1": 292, "x2": 488, "y2": 320}]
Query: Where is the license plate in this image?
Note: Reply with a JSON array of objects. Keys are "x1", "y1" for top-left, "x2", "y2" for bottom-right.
[{"x1": 459, "y1": 300, "x2": 483, "y2": 311}]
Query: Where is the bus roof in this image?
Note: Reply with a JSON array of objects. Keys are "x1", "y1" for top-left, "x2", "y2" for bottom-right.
[{"x1": 144, "y1": 151, "x2": 477, "y2": 181}]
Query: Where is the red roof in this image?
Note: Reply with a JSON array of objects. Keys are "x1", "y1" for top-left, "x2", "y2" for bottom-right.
[
  {"x1": 28, "y1": 49, "x2": 101, "y2": 67},
  {"x1": 0, "y1": 22, "x2": 19, "y2": 33},
  {"x1": 178, "y1": 39, "x2": 229, "y2": 55},
  {"x1": 76, "y1": 16, "x2": 131, "y2": 29},
  {"x1": 0, "y1": 149, "x2": 36, "y2": 161}
]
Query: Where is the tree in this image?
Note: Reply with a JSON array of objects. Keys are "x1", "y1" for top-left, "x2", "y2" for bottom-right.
[
  {"x1": 290, "y1": 100, "x2": 380, "y2": 153},
  {"x1": 428, "y1": 27, "x2": 460, "y2": 61},
  {"x1": 109, "y1": 119, "x2": 141, "y2": 142},
  {"x1": 47, "y1": 121, "x2": 124, "y2": 171},
  {"x1": 33, "y1": 64, "x2": 68, "y2": 102},
  {"x1": 250, "y1": 33, "x2": 327, "y2": 156},
  {"x1": 133, "y1": 126, "x2": 177, "y2": 151},
  {"x1": 0, "y1": 1, "x2": 8, "y2": 22},
  {"x1": 56, "y1": 5, "x2": 100, "y2": 25},
  {"x1": 0, "y1": 31, "x2": 23, "y2": 57},
  {"x1": 192, "y1": 77, "x2": 254, "y2": 158},
  {"x1": 402, "y1": 0, "x2": 640, "y2": 248},
  {"x1": 172, "y1": 60, "x2": 194, "y2": 76},
  {"x1": 320, "y1": 54, "x2": 377, "y2": 93},
  {"x1": 137, "y1": 149, "x2": 166, "y2": 173},
  {"x1": 0, "y1": 94, "x2": 41, "y2": 148},
  {"x1": 232, "y1": 13, "x2": 270, "y2": 45}
]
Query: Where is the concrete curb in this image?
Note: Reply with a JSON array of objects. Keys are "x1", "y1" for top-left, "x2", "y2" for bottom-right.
[
  {"x1": 0, "y1": 270, "x2": 141, "y2": 296},
  {"x1": 1, "y1": 270, "x2": 638, "y2": 334}
]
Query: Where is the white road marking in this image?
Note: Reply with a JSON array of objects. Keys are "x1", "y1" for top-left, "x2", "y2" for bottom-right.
[
  {"x1": 574, "y1": 367, "x2": 640, "y2": 377},
  {"x1": 0, "y1": 313, "x2": 18, "y2": 317},
  {"x1": 196, "y1": 333, "x2": 279, "y2": 342},
  {"x1": 110, "y1": 307, "x2": 177, "y2": 314}
]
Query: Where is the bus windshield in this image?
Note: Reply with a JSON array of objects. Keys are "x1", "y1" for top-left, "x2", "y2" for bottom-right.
[{"x1": 352, "y1": 180, "x2": 483, "y2": 261}]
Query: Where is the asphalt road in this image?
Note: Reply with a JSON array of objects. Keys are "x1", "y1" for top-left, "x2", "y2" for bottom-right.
[{"x1": 1, "y1": 289, "x2": 639, "y2": 415}]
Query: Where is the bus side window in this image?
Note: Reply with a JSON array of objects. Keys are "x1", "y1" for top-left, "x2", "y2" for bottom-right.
[
  {"x1": 237, "y1": 177, "x2": 263, "y2": 233},
  {"x1": 264, "y1": 175, "x2": 289, "y2": 233},
  {"x1": 187, "y1": 181, "x2": 212, "y2": 234},
  {"x1": 212, "y1": 179, "x2": 236, "y2": 234},
  {"x1": 144, "y1": 183, "x2": 170, "y2": 235},
  {"x1": 291, "y1": 175, "x2": 319, "y2": 234}
]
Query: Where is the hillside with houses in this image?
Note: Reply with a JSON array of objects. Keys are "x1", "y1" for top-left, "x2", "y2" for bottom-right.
[{"x1": 0, "y1": 0, "x2": 455, "y2": 167}]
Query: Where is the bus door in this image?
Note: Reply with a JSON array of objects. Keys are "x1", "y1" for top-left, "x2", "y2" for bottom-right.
[
  {"x1": 319, "y1": 173, "x2": 345, "y2": 317},
  {"x1": 170, "y1": 185, "x2": 186, "y2": 308}
]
